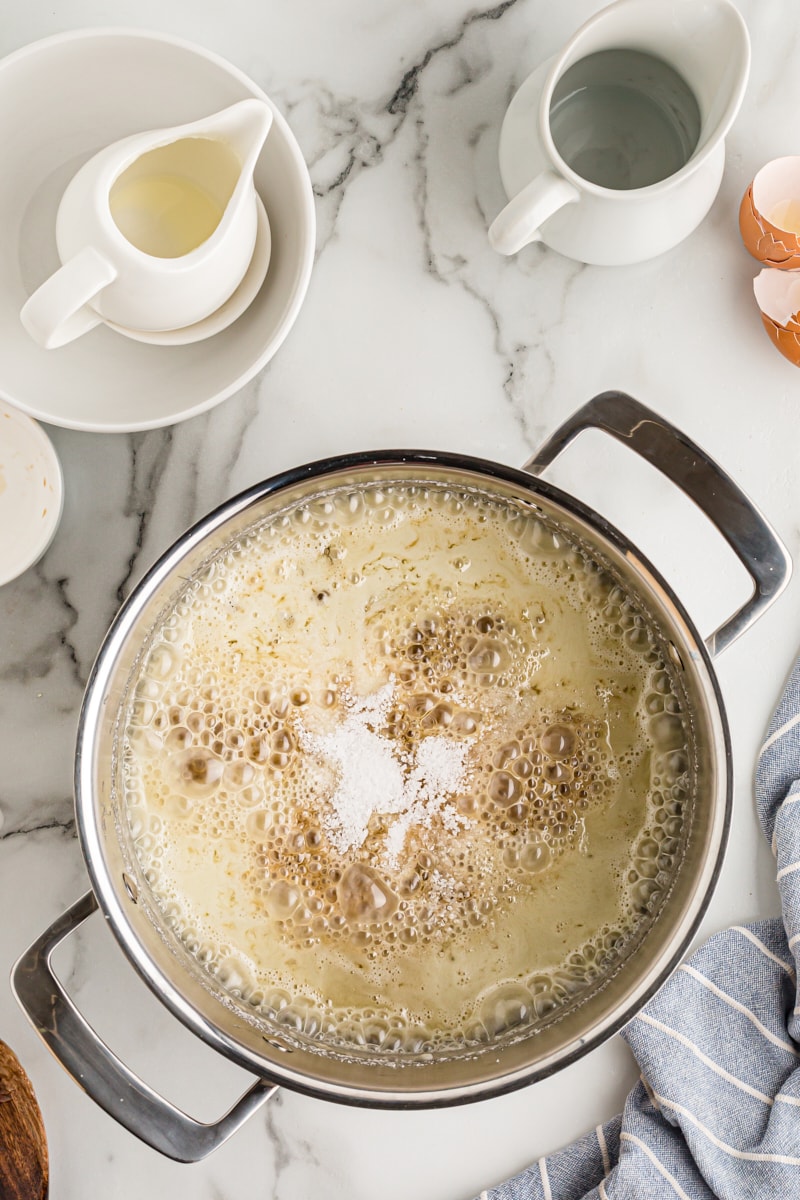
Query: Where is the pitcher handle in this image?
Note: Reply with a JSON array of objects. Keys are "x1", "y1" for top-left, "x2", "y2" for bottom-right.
[
  {"x1": 522, "y1": 391, "x2": 791, "y2": 657},
  {"x1": 20, "y1": 247, "x2": 115, "y2": 349},
  {"x1": 489, "y1": 170, "x2": 580, "y2": 256},
  {"x1": 11, "y1": 891, "x2": 278, "y2": 1162}
]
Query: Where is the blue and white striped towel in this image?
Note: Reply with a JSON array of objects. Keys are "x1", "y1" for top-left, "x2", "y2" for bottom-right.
[{"x1": 479, "y1": 655, "x2": 800, "y2": 1199}]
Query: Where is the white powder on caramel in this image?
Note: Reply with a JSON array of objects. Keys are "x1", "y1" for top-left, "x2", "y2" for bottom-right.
[
  {"x1": 383, "y1": 738, "x2": 469, "y2": 866},
  {"x1": 301, "y1": 682, "x2": 470, "y2": 860}
]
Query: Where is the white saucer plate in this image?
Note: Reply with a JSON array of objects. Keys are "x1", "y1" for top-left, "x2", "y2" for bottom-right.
[
  {"x1": 0, "y1": 402, "x2": 63, "y2": 584},
  {"x1": 0, "y1": 28, "x2": 315, "y2": 432}
]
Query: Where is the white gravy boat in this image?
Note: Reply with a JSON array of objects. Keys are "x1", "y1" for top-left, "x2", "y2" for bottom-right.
[
  {"x1": 488, "y1": 0, "x2": 750, "y2": 265},
  {"x1": 21, "y1": 99, "x2": 272, "y2": 348}
]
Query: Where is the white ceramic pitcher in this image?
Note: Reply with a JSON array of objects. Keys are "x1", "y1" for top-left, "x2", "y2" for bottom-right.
[
  {"x1": 21, "y1": 99, "x2": 272, "y2": 348},
  {"x1": 488, "y1": 0, "x2": 750, "y2": 265}
]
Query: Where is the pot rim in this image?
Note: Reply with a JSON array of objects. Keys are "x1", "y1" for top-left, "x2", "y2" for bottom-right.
[{"x1": 74, "y1": 448, "x2": 732, "y2": 1106}]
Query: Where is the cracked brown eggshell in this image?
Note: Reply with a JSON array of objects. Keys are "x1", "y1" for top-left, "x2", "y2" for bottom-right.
[
  {"x1": 740, "y1": 157, "x2": 800, "y2": 268},
  {"x1": 753, "y1": 267, "x2": 800, "y2": 367}
]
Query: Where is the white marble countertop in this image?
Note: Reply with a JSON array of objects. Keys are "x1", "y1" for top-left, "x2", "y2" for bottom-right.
[{"x1": 1, "y1": 2, "x2": 799, "y2": 1197}]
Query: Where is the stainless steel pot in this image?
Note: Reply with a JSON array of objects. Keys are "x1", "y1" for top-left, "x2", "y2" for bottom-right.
[{"x1": 12, "y1": 393, "x2": 791, "y2": 1162}]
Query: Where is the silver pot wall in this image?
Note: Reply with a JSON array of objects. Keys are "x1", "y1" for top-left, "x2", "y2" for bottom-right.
[{"x1": 12, "y1": 393, "x2": 792, "y2": 1162}]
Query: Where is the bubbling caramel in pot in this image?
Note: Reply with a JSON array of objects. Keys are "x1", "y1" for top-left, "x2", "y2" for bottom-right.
[{"x1": 122, "y1": 482, "x2": 692, "y2": 1054}]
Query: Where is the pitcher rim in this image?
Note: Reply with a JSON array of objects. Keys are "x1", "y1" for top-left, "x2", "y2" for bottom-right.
[{"x1": 535, "y1": 0, "x2": 751, "y2": 200}]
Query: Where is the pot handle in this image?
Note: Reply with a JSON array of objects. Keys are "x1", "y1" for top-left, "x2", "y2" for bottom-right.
[
  {"x1": 522, "y1": 391, "x2": 791, "y2": 657},
  {"x1": 11, "y1": 891, "x2": 278, "y2": 1162}
]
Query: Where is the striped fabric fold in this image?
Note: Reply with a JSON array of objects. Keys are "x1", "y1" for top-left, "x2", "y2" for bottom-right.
[{"x1": 477, "y1": 654, "x2": 800, "y2": 1199}]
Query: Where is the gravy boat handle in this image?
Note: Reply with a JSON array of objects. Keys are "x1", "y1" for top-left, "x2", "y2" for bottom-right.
[
  {"x1": 20, "y1": 247, "x2": 116, "y2": 349},
  {"x1": 11, "y1": 891, "x2": 279, "y2": 1162},
  {"x1": 489, "y1": 170, "x2": 580, "y2": 256}
]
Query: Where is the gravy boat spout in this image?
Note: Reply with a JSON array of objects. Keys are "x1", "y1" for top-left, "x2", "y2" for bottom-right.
[
  {"x1": 642, "y1": 0, "x2": 751, "y2": 166},
  {"x1": 193, "y1": 97, "x2": 274, "y2": 179}
]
